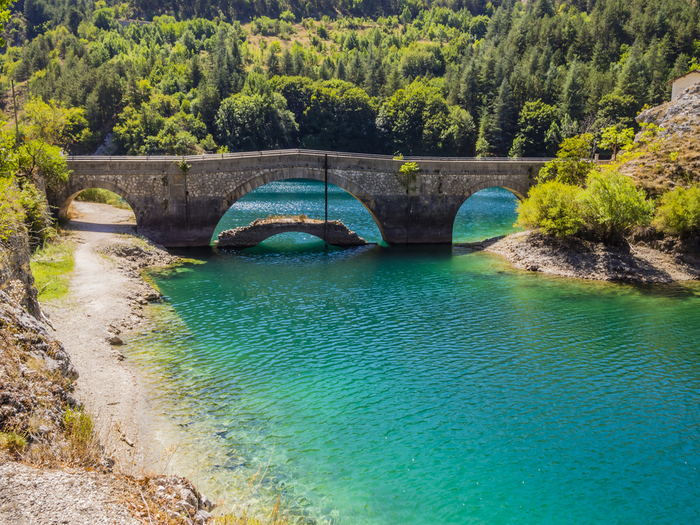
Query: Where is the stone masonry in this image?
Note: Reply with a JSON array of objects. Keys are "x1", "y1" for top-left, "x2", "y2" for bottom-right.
[
  {"x1": 55, "y1": 150, "x2": 546, "y2": 247},
  {"x1": 217, "y1": 218, "x2": 367, "y2": 248}
]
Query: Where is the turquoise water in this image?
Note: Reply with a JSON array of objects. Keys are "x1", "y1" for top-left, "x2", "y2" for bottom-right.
[{"x1": 130, "y1": 181, "x2": 700, "y2": 524}]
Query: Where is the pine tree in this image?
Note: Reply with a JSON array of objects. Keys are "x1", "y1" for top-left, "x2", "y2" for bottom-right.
[
  {"x1": 559, "y1": 61, "x2": 587, "y2": 122},
  {"x1": 490, "y1": 79, "x2": 517, "y2": 156}
]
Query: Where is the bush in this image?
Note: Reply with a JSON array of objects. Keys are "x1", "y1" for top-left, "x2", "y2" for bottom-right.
[
  {"x1": 580, "y1": 171, "x2": 654, "y2": 241},
  {"x1": 19, "y1": 183, "x2": 54, "y2": 248},
  {"x1": 652, "y1": 185, "x2": 700, "y2": 236},
  {"x1": 0, "y1": 431, "x2": 27, "y2": 455},
  {"x1": 0, "y1": 177, "x2": 26, "y2": 242},
  {"x1": 75, "y1": 188, "x2": 131, "y2": 209},
  {"x1": 515, "y1": 181, "x2": 584, "y2": 236},
  {"x1": 63, "y1": 406, "x2": 101, "y2": 466}
]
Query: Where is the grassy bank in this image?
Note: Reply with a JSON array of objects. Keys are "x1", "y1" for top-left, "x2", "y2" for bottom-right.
[
  {"x1": 30, "y1": 237, "x2": 74, "y2": 302},
  {"x1": 76, "y1": 189, "x2": 132, "y2": 210}
]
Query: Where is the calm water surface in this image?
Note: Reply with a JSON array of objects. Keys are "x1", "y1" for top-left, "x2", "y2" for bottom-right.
[{"x1": 129, "y1": 181, "x2": 700, "y2": 524}]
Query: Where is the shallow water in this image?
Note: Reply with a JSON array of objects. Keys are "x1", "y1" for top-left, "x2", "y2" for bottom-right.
[{"x1": 129, "y1": 182, "x2": 700, "y2": 524}]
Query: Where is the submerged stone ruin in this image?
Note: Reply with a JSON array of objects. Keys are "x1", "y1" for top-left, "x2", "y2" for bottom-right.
[{"x1": 217, "y1": 216, "x2": 369, "y2": 249}]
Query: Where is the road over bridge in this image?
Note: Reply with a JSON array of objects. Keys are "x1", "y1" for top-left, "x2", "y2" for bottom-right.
[{"x1": 57, "y1": 149, "x2": 547, "y2": 247}]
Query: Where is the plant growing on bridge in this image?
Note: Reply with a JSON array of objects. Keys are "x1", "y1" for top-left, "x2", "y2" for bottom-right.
[
  {"x1": 176, "y1": 158, "x2": 192, "y2": 173},
  {"x1": 399, "y1": 161, "x2": 420, "y2": 175}
]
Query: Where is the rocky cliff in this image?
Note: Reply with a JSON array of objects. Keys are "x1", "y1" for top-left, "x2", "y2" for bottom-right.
[
  {"x1": 0, "y1": 230, "x2": 42, "y2": 319},
  {"x1": 627, "y1": 82, "x2": 700, "y2": 195}
]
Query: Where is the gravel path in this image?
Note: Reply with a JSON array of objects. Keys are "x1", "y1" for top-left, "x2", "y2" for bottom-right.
[
  {"x1": 43, "y1": 202, "x2": 154, "y2": 471},
  {"x1": 0, "y1": 462, "x2": 139, "y2": 525}
]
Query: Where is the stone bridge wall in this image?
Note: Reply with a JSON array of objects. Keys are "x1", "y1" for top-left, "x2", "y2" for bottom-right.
[{"x1": 56, "y1": 150, "x2": 546, "y2": 247}]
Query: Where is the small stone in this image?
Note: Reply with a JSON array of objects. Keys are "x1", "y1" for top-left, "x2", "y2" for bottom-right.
[
  {"x1": 176, "y1": 500, "x2": 194, "y2": 513},
  {"x1": 194, "y1": 509, "x2": 213, "y2": 524},
  {"x1": 108, "y1": 335, "x2": 123, "y2": 346},
  {"x1": 181, "y1": 488, "x2": 198, "y2": 507},
  {"x1": 199, "y1": 494, "x2": 215, "y2": 512}
]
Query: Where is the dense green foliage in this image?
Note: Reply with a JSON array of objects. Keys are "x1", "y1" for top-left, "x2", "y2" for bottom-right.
[
  {"x1": 516, "y1": 180, "x2": 584, "y2": 236},
  {"x1": 517, "y1": 132, "x2": 656, "y2": 241},
  {"x1": 579, "y1": 170, "x2": 654, "y2": 241},
  {"x1": 4, "y1": 0, "x2": 699, "y2": 156},
  {"x1": 0, "y1": 177, "x2": 25, "y2": 242},
  {"x1": 653, "y1": 185, "x2": 700, "y2": 236},
  {"x1": 538, "y1": 133, "x2": 596, "y2": 185}
]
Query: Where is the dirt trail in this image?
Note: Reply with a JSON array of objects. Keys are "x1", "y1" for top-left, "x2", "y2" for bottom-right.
[{"x1": 44, "y1": 202, "x2": 163, "y2": 472}]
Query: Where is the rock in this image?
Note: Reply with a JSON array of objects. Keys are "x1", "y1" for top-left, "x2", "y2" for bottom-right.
[
  {"x1": 199, "y1": 494, "x2": 215, "y2": 512},
  {"x1": 108, "y1": 335, "x2": 123, "y2": 346},
  {"x1": 176, "y1": 500, "x2": 195, "y2": 513},
  {"x1": 194, "y1": 509, "x2": 213, "y2": 524},
  {"x1": 180, "y1": 488, "x2": 198, "y2": 507}
]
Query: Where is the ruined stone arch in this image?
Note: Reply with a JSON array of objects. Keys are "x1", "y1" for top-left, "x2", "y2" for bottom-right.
[{"x1": 219, "y1": 167, "x2": 387, "y2": 241}]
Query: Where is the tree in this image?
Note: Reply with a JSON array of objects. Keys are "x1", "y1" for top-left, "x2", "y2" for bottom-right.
[
  {"x1": 538, "y1": 133, "x2": 595, "y2": 186},
  {"x1": 489, "y1": 79, "x2": 517, "y2": 156},
  {"x1": 376, "y1": 80, "x2": 455, "y2": 155},
  {"x1": 215, "y1": 93, "x2": 298, "y2": 151},
  {"x1": 559, "y1": 61, "x2": 587, "y2": 122},
  {"x1": 510, "y1": 100, "x2": 559, "y2": 157},
  {"x1": 599, "y1": 126, "x2": 634, "y2": 161},
  {"x1": 24, "y1": 97, "x2": 89, "y2": 147}
]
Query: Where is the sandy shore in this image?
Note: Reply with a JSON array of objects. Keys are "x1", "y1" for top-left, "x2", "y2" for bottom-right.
[{"x1": 44, "y1": 201, "x2": 175, "y2": 472}]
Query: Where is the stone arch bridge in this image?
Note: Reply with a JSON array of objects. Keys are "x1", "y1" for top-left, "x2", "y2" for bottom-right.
[{"x1": 56, "y1": 150, "x2": 547, "y2": 247}]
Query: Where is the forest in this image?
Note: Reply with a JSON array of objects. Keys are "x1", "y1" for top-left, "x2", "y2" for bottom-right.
[{"x1": 2, "y1": 0, "x2": 700, "y2": 158}]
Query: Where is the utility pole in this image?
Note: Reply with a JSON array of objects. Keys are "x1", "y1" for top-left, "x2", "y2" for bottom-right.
[{"x1": 324, "y1": 154, "x2": 328, "y2": 250}]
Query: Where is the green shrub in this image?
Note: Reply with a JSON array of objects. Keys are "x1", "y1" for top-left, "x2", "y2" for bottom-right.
[
  {"x1": 537, "y1": 133, "x2": 595, "y2": 186},
  {"x1": 19, "y1": 183, "x2": 55, "y2": 248},
  {"x1": 580, "y1": 171, "x2": 654, "y2": 241},
  {"x1": 0, "y1": 431, "x2": 27, "y2": 454},
  {"x1": 652, "y1": 185, "x2": 700, "y2": 236},
  {"x1": 62, "y1": 405, "x2": 103, "y2": 467},
  {"x1": 75, "y1": 188, "x2": 131, "y2": 209},
  {"x1": 515, "y1": 181, "x2": 584, "y2": 236},
  {"x1": 0, "y1": 177, "x2": 25, "y2": 242}
]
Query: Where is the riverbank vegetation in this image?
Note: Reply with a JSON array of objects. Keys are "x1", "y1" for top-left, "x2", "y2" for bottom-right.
[
  {"x1": 30, "y1": 238, "x2": 73, "y2": 301},
  {"x1": 2, "y1": 0, "x2": 699, "y2": 157},
  {"x1": 516, "y1": 122, "x2": 700, "y2": 248}
]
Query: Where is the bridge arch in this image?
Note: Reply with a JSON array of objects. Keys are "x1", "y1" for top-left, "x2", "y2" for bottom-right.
[
  {"x1": 219, "y1": 168, "x2": 386, "y2": 242},
  {"x1": 451, "y1": 184, "x2": 524, "y2": 243},
  {"x1": 58, "y1": 180, "x2": 138, "y2": 224},
  {"x1": 462, "y1": 180, "x2": 529, "y2": 202}
]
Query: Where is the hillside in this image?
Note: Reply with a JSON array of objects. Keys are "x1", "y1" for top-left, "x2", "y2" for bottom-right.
[
  {"x1": 626, "y1": 82, "x2": 700, "y2": 196},
  {"x1": 3, "y1": 0, "x2": 699, "y2": 158}
]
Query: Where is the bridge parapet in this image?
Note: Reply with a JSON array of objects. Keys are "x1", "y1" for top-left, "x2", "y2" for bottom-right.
[{"x1": 60, "y1": 150, "x2": 548, "y2": 247}]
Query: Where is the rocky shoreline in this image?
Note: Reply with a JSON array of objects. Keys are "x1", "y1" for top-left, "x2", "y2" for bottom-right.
[
  {"x1": 0, "y1": 202, "x2": 217, "y2": 524},
  {"x1": 459, "y1": 230, "x2": 700, "y2": 284}
]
